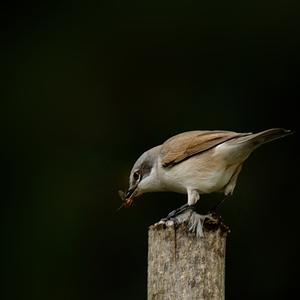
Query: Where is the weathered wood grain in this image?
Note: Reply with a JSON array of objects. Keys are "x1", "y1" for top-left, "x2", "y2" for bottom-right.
[{"x1": 148, "y1": 216, "x2": 228, "y2": 300}]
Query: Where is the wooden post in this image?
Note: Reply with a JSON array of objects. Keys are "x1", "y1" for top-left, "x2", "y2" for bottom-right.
[{"x1": 148, "y1": 213, "x2": 228, "y2": 300}]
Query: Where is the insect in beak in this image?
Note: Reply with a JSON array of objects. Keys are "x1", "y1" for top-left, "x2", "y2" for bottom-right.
[{"x1": 117, "y1": 189, "x2": 135, "y2": 210}]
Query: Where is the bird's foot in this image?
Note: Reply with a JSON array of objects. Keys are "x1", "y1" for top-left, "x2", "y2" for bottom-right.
[
  {"x1": 188, "y1": 213, "x2": 220, "y2": 237},
  {"x1": 158, "y1": 209, "x2": 220, "y2": 238},
  {"x1": 157, "y1": 208, "x2": 193, "y2": 231},
  {"x1": 161, "y1": 204, "x2": 195, "y2": 222}
]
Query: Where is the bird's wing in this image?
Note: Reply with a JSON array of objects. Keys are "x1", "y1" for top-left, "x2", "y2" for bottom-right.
[{"x1": 160, "y1": 130, "x2": 251, "y2": 167}]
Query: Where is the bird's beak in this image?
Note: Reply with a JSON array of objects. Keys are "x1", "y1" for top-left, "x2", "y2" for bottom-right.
[
  {"x1": 118, "y1": 184, "x2": 138, "y2": 209},
  {"x1": 125, "y1": 186, "x2": 136, "y2": 199}
]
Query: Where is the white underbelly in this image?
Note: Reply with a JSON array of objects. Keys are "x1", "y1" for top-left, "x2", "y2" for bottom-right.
[{"x1": 158, "y1": 153, "x2": 237, "y2": 194}]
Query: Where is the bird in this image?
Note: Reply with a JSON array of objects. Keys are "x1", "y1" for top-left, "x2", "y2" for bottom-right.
[{"x1": 119, "y1": 128, "x2": 292, "y2": 229}]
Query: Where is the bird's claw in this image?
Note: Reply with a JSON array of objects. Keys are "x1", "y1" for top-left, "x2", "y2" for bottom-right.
[
  {"x1": 159, "y1": 210, "x2": 221, "y2": 238},
  {"x1": 188, "y1": 213, "x2": 218, "y2": 237},
  {"x1": 162, "y1": 204, "x2": 195, "y2": 221}
]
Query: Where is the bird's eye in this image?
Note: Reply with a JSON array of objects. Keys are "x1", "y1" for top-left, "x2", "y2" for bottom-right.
[{"x1": 133, "y1": 171, "x2": 140, "y2": 181}]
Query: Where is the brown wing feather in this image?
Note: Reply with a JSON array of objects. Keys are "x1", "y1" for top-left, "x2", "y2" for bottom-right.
[{"x1": 161, "y1": 130, "x2": 251, "y2": 167}]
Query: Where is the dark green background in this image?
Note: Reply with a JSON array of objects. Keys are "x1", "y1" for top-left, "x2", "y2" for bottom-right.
[{"x1": 2, "y1": 1, "x2": 299, "y2": 299}]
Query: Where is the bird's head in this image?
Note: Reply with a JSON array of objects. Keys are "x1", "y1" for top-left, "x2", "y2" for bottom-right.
[{"x1": 118, "y1": 146, "x2": 161, "y2": 209}]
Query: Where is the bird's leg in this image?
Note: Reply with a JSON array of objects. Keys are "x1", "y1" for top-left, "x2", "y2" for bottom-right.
[
  {"x1": 208, "y1": 194, "x2": 231, "y2": 215},
  {"x1": 157, "y1": 190, "x2": 227, "y2": 237},
  {"x1": 188, "y1": 193, "x2": 229, "y2": 236},
  {"x1": 162, "y1": 189, "x2": 199, "y2": 221},
  {"x1": 161, "y1": 203, "x2": 195, "y2": 221}
]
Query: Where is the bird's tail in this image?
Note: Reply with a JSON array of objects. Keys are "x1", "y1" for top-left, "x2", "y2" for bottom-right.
[
  {"x1": 219, "y1": 128, "x2": 293, "y2": 165},
  {"x1": 236, "y1": 128, "x2": 293, "y2": 147}
]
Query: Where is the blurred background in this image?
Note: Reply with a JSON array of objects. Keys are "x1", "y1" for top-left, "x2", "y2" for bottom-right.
[{"x1": 1, "y1": 1, "x2": 299, "y2": 299}]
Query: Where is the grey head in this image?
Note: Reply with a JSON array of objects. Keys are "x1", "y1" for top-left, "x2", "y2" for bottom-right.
[{"x1": 119, "y1": 145, "x2": 161, "y2": 208}]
